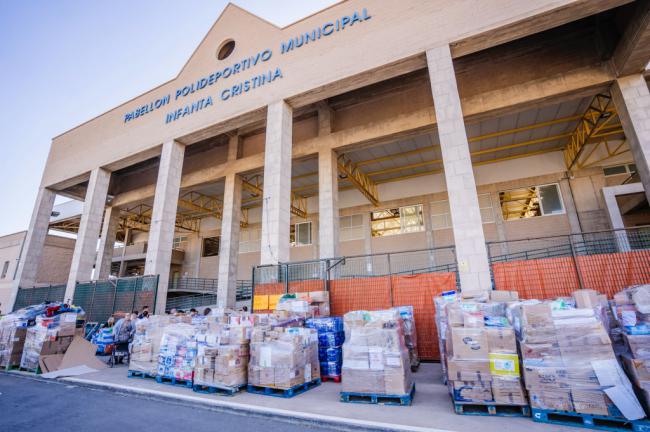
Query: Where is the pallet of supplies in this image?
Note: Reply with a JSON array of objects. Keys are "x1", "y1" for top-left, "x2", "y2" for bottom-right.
[
  {"x1": 340, "y1": 309, "x2": 414, "y2": 405},
  {"x1": 247, "y1": 325, "x2": 320, "y2": 397},
  {"x1": 516, "y1": 298, "x2": 646, "y2": 424},
  {"x1": 193, "y1": 313, "x2": 254, "y2": 394},
  {"x1": 129, "y1": 315, "x2": 188, "y2": 378},
  {"x1": 394, "y1": 306, "x2": 419, "y2": 371},
  {"x1": 20, "y1": 312, "x2": 79, "y2": 372},
  {"x1": 444, "y1": 295, "x2": 528, "y2": 416},
  {"x1": 156, "y1": 321, "x2": 199, "y2": 386}
]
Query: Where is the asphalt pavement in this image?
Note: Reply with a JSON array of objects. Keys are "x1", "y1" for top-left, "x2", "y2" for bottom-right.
[{"x1": 0, "y1": 373, "x2": 337, "y2": 432}]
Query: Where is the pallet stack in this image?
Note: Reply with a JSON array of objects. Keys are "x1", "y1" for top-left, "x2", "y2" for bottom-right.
[
  {"x1": 20, "y1": 312, "x2": 80, "y2": 372},
  {"x1": 156, "y1": 322, "x2": 200, "y2": 386},
  {"x1": 340, "y1": 309, "x2": 415, "y2": 406},
  {"x1": 0, "y1": 314, "x2": 28, "y2": 369},
  {"x1": 193, "y1": 313, "x2": 254, "y2": 395},
  {"x1": 518, "y1": 295, "x2": 646, "y2": 428},
  {"x1": 247, "y1": 324, "x2": 321, "y2": 397},
  {"x1": 129, "y1": 315, "x2": 189, "y2": 379},
  {"x1": 443, "y1": 292, "x2": 528, "y2": 416}
]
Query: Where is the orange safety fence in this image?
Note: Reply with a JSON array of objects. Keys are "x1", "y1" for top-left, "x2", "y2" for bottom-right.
[
  {"x1": 391, "y1": 272, "x2": 457, "y2": 360},
  {"x1": 253, "y1": 272, "x2": 457, "y2": 360},
  {"x1": 493, "y1": 250, "x2": 650, "y2": 299}
]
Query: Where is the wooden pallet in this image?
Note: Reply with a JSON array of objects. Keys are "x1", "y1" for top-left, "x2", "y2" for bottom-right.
[
  {"x1": 453, "y1": 400, "x2": 530, "y2": 417},
  {"x1": 340, "y1": 383, "x2": 415, "y2": 406},
  {"x1": 192, "y1": 383, "x2": 246, "y2": 396},
  {"x1": 155, "y1": 375, "x2": 193, "y2": 388},
  {"x1": 532, "y1": 408, "x2": 650, "y2": 432},
  {"x1": 321, "y1": 375, "x2": 341, "y2": 383},
  {"x1": 19, "y1": 366, "x2": 41, "y2": 375},
  {"x1": 246, "y1": 378, "x2": 321, "y2": 398},
  {"x1": 4, "y1": 364, "x2": 21, "y2": 372},
  {"x1": 127, "y1": 370, "x2": 157, "y2": 380}
]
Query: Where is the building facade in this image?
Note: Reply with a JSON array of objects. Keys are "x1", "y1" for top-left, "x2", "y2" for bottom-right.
[{"x1": 11, "y1": 0, "x2": 650, "y2": 312}]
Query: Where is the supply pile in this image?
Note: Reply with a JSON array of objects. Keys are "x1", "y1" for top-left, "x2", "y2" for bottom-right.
[
  {"x1": 130, "y1": 315, "x2": 188, "y2": 376},
  {"x1": 157, "y1": 321, "x2": 200, "y2": 382},
  {"x1": 444, "y1": 291, "x2": 526, "y2": 406},
  {"x1": 194, "y1": 312, "x2": 254, "y2": 389},
  {"x1": 394, "y1": 306, "x2": 419, "y2": 371},
  {"x1": 306, "y1": 317, "x2": 344, "y2": 380},
  {"x1": 518, "y1": 290, "x2": 645, "y2": 420},
  {"x1": 341, "y1": 309, "x2": 413, "y2": 396},
  {"x1": 0, "y1": 304, "x2": 47, "y2": 368},
  {"x1": 612, "y1": 284, "x2": 650, "y2": 414},
  {"x1": 249, "y1": 323, "x2": 320, "y2": 389}
]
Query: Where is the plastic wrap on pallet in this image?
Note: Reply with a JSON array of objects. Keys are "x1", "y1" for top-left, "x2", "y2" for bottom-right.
[
  {"x1": 193, "y1": 313, "x2": 254, "y2": 388},
  {"x1": 20, "y1": 312, "x2": 78, "y2": 370},
  {"x1": 0, "y1": 313, "x2": 29, "y2": 368},
  {"x1": 129, "y1": 315, "x2": 186, "y2": 376},
  {"x1": 519, "y1": 299, "x2": 644, "y2": 420},
  {"x1": 248, "y1": 326, "x2": 320, "y2": 389},
  {"x1": 306, "y1": 317, "x2": 343, "y2": 333},
  {"x1": 341, "y1": 309, "x2": 413, "y2": 395},
  {"x1": 157, "y1": 322, "x2": 200, "y2": 381},
  {"x1": 443, "y1": 293, "x2": 526, "y2": 405},
  {"x1": 393, "y1": 306, "x2": 419, "y2": 370}
]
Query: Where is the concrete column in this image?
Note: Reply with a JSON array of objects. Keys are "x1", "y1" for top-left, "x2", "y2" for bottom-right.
[
  {"x1": 611, "y1": 74, "x2": 650, "y2": 204},
  {"x1": 260, "y1": 100, "x2": 293, "y2": 265},
  {"x1": 118, "y1": 227, "x2": 131, "y2": 277},
  {"x1": 217, "y1": 173, "x2": 242, "y2": 308},
  {"x1": 559, "y1": 178, "x2": 582, "y2": 234},
  {"x1": 426, "y1": 45, "x2": 492, "y2": 295},
  {"x1": 318, "y1": 148, "x2": 339, "y2": 259},
  {"x1": 65, "y1": 167, "x2": 111, "y2": 301},
  {"x1": 94, "y1": 206, "x2": 120, "y2": 280},
  {"x1": 145, "y1": 140, "x2": 185, "y2": 313},
  {"x1": 491, "y1": 191, "x2": 509, "y2": 257},
  {"x1": 10, "y1": 187, "x2": 56, "y2": 309}
]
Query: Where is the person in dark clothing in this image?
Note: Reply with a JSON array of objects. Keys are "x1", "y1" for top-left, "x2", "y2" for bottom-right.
[
  {"x1": 203, "y1": 308, "x2": 212, "y2": 316},
  {"x1": 138, "y1": 306, "x2": 150, "y2": 319}
]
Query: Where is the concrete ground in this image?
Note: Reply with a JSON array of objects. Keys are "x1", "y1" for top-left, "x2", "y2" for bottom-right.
[
  {"x1": 0, "y1": 373, "x2": 332, "y2": 432},
  {"x1": 7, "y1": 363, "x2": 578, "y2": 432}
]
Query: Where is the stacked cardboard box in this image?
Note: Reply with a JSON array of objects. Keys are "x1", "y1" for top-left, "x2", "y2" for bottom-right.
[
  {"x1": 0, "y1": 313, "x2": 29, "y2": 368},
  {"x1": 130, "y1": 315, "x2": 190, "y2": 376},
  {"x1": 20, "y1": 312, "x2": 78, "y2": 370},
  {"x1": 519, "y1": 299, "x2": 644, "y2": 419},
  {"x1": 341, "y1": 309, "x2": 413, "y2": 395},
  {"x1": 157, "y1": 321, "x2": 200, "y2": 381},
  {"x1": 434, "y1": 291, "x2": 458, "y2": 382},
  {"x1": 248, "y1": 325, "x2": 320, "y2": 389},
  {"x1": 255, "y1": 290, "x2": 331, "y2": 316},
  {"x1": 612, "y1": 285, "x2": 650, "y2": 414},
  {"x1": 193, "y1": 313, "x2": 254, "y2": 388},
  {"x1": 445, "y1": 297, "x2": 526, "y2": 405}
]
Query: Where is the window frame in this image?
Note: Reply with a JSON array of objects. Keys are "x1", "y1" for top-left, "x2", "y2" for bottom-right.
[
  {"x1": 201, "y1": 236, "x2": 220, "y2": 257},
  {"x1": 370, "y1": 204, "x2": 424, "y2": 237},
  {"x1": 1, "y1": 261, "x2": 9, "y2": 279},
  {"x1": 499, "y1": 182, "x2": 565, "y2": 221},
  {"x1": 430, "y1": 194, "x2": 494, "y2": 230},
  {"x1": 239, "y1": 228, "x2": 261, "y2": 253},
  {"x1": 603, "y1": 163, "x2": 637, "y2": 177},
  {"x1": 291, "y1": 221, "x2": 312, "y2": 247},
  {"x1": 339, "y1": 214, "x2": 364, "y2": 241}
]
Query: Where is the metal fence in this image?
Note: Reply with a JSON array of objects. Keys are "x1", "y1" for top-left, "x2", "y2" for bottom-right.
[
  {"x1": 487, "y1": 226, "x2": 650, "y2": 299},
  {"x1": 165, "y1": 279, "x2": 253, "y2": 311},
  {"x1": 252, "y1": 246, "x2": 458, "y2": 361},
  {"x1": 12, "y1": 275, "x2": 159, "y2": 323}
]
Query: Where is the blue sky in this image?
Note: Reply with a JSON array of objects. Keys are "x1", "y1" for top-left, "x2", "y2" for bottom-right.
[{"x1": 0, "y1": 0, "x2": 337, "y2": 237}]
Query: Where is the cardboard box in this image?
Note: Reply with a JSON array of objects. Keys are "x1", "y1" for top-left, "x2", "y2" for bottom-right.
[
  {"x1": 450, "y1": 327, "x2": 488, "y2": 360},
  {"x1": 522, "y1": 303, "x2": 553, "y2": 327},
  {"x1": 573, "y1": 289, "x2": 600, "y2": 309},
  {"x1": 451, "y1": 380, "x2": 493, "y2": 403},
  {"x1": 528, "y1": 388, "x2": 573, "y2": 411},
  {"x1": 572, "y1": 389, "x2": 610, "y2": 416},
  {"x1": 492, "y1": 376, "x2": 526, "y2": 405},
  {"x1": 446, "y1": 359, "x2": 491, "y2": 382},
  {"x1": 621, "y1": 355, "x2": 650, "y2": 390},
  {"x1": 253, "y1": 295, "x2": 269, "y2": 311},
  {"x1": 489, "y1": 353, "x2": 519, "y2": 377},
  {"x1": 624, "y1": 334, "x2": 650, "y2": 360},
  {"x1": 489, "y1": 291, "x2": 519, "y2": 302},
  {"x1": 486, "y1": 327, "x2": 516, "y2": 354},
  {"x1": 342, "y1": 369, "x2": 384, "y2": 393}
]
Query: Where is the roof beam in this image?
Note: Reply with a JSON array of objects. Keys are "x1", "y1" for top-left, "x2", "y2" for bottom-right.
[
  {"x1": 612, "y1": 0, "x2": 650, "y2": 76},
  {"x1": 563, "y1": 93, "x2": 616, "y2": 169},
  {"x1": 337, "y1": 154, "x2": 379, "y2": 206},
  {"x1": 242, "y1": 178, "x2": 308, "y2": 219}
]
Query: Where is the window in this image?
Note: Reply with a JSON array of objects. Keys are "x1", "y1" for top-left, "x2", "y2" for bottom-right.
[
  {"x1": 202, "y1": 236, "x2": 220, "y2": 257},
  {"x1": 172, "y1": 236, "x2": 188, "y2": 251},
  {"x1": 430, "y1": 194, "x2": 494, "y2": 230},
  {"x1": 239, "y1": 228, "x2": 261, "y2": 253},
  {"x1": 603, "y1": 163, "x2": 637, "y2": 177},
  {"x1": 291, "y1": 222, "x2": 312, "y2": 246},
  {"x1": 371, "y1": 204, "x2": 424, "y2": 237},
  {"x1": 339, "y1": 214, "x2": 364, "y2": 241},
  {"x1": 217, "y1": 39, "x2": 235, "y2": 60},
  {"x1": 1, "y1": 261, "x2": 9, "y2": 279},
  {"x1": 499, "y1": 183, "x2": 564, "y2": 221}
]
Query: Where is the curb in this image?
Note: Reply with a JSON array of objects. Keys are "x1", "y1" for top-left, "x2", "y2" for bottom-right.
[{"x1": 2, "y1": 370, "x2": 450, "y2": 432}]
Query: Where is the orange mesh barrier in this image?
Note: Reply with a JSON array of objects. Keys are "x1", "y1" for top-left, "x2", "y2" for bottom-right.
[
  {"x1": 254, "y1": 283, "x2": 285, "y2": 296},
  {"x1": 329, "y1": 277, "x2": 392, "y2": 317},
  {"x1": 493, "y1": 251, "x2": 650, "y2": 299},
  {"x1": 492, "y1": 257, "x2": 579, "y2": 299},
  {"x1": 577, "y1": 250, "x2": 650, "y2": 298},
  {"x1": 288, "y1": 279, "x2": 326, "y2": 294},
  {"x1": 392, "y1": 272, "x2": 457, "y2": 360}
]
